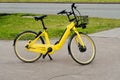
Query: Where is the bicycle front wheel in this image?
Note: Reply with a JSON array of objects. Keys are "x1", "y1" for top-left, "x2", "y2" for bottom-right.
[
  {"x1": 68, "y1": 32, "x2": 96, "y2": 65},
  {"x1": 13, "y1": 31, "x2": 44, "y2": 63}
]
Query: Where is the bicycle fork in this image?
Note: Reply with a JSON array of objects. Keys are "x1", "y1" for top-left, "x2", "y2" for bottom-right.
[{"x1": 73, "y1": 28, "x2": 86, "y2": 52}]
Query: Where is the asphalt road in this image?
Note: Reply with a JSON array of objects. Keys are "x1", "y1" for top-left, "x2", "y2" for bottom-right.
[
  {"x1": 0, "y1": 3, "x2": 120, "y2": 19},
  {"x1": 0, "y1": 30, "x2": 120, "y2": 80}
]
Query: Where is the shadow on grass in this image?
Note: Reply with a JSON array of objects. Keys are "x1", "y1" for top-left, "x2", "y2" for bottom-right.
[{"x1": 0, "y1": 13, "x2": 13, "y2": 16}]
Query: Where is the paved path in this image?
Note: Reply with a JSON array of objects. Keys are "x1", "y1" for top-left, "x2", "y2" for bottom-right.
[
  {"x1": 0, "y1": 3, "x2": 120, "y2": 19},
  {"x1": 0, "y1": 3, "x2": 120, "y2": 80},
  {"x1": 91, "y1": 28, "x2": 120, "y2": 38},
  {"x1": 0, "y1": 28, "x2": 120, "y2": 80}
]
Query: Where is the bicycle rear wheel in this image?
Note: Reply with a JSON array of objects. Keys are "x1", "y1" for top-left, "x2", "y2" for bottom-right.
[
  {"x1": 14, "y1": 30, "x2": 44, "y2": 63},
  {"x1": 68, "y1": 32, "x2": 96, "y2": 65}
]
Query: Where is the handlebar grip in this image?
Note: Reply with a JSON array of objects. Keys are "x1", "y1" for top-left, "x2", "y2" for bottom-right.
[
  {"x1": 57, "y1": 10, "x2": 66, "y2": 15},
  {"x1": 72, "y1": 3, "x2": 75, "y2": 8},
  {"x1": 71, "y1": 3, "x2": 76, "y2": 9}
]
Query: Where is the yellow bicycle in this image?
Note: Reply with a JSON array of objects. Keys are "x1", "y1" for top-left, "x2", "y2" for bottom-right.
[{"x1": 13, "y1": 3, "x2": 96, "y2": 65}]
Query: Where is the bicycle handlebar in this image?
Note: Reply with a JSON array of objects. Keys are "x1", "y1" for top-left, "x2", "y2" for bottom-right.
[
  {"x1": 57, "y1": 10, "x2": 66, "y2": 15},
  {"x1": 71, "y1": 3, "x2": 77, "y2": 21},
  {"x1": 71, "y1": 3, "x2": 77, "y2": 9},
  {"x1": 57, "y1": 3, "x2": 88, "y2": 29},
  {"x1": 57, "y1": 3, "x2": 77, "y2": 22}
]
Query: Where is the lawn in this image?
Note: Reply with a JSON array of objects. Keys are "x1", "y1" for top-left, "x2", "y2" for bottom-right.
[{"x1": 0, "y1": 13, "x2": 120, "y2": 40}]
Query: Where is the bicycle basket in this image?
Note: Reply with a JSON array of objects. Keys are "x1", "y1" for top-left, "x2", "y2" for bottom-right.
[
  {"x1": 76, "y1": 15, "x2": 88, "y2": 28},
  {"x1": 80, "y1": 15, "x2": 88, "y2": 25}
]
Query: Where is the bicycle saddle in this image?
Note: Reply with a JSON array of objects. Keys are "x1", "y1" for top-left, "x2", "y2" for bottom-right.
[{"x1": 34, "y1": 15, "x2": 47, "y2": 21}]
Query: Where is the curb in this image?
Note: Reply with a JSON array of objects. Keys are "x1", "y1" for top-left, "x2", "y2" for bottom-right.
[{"x1": 0, "y1": 2, "x2": 120, "y2": 4}]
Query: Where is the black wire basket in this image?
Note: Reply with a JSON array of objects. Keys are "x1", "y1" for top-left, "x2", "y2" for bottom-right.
[
  {"x1": 76, "y1": 15, "x2": 88, "y2": 29},
  {"x1": 80, "y1": 15, "x2": 88, "y2": 25}
]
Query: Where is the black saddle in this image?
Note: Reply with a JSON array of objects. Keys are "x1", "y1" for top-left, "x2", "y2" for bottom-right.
[{"x1": 34, "y1": 15, "x2": 47, "y2": 21}]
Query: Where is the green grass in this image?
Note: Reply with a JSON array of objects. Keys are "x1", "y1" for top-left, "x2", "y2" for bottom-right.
[
  {"x1": 0, "y1": 0, "x2": 120, "y2": 2},
  {"x1": 0, "y1": 13, "x2": 120, "y2": 40}
]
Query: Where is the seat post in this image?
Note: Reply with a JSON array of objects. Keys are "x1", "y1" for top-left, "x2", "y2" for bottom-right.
[
  {"x1": 34, "y1": 15, "x2": 47, "y2": 30},
  {"x1": 41, "y1": 19, "x2": 47, "y2": 30}
]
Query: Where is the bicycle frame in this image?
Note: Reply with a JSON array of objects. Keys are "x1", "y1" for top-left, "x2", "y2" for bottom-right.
[{"x1": 26, "y1": 22, "x2": 85, "y2": 55}]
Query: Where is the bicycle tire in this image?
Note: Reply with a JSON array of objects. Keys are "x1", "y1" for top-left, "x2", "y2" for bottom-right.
[
  {"x1": 13, "y1": 30, "x2": 44, "y2": 63},
  {"x1": 68, "y1": 32, "x2": 96, "y2": 65}
]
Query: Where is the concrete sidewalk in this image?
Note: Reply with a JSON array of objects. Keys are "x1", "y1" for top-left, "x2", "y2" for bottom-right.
[
  {"x1": 0, "y1": 28, "x2": 120, "y2": 80},
  {"x1": 91, "y1": 28, "x2": 120, "y2": 38}
]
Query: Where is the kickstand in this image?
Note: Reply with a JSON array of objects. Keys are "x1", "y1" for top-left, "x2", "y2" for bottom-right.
[
  {"x1": 48, "y1": 54, "x2": 53, "y2": 60},
  {"x1": 43, "y1": 54, "x2": 53, "y2": 60}
]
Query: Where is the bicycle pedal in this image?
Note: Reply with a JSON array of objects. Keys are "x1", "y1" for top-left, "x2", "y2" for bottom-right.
[{"x1": 43, "y1": 54, "x2": 47, "y2": 59}]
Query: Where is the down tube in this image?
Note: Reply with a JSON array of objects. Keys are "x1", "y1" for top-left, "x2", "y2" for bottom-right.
[{"x1": 54, "y1": 28, "x2": 71, "y2": 50}]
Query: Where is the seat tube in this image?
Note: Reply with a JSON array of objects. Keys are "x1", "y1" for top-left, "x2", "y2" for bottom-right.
[{"x1": 44, "y1": 31, "x2": 50, "y2": 44}]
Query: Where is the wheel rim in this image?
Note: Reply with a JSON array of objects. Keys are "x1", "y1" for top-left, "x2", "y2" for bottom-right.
[
  {"x1": 70, "y1": 34, "x2": 95, "y2": 64},
  {"x1": 14, "y1": 32, "x2": 42, "y2": 62}
]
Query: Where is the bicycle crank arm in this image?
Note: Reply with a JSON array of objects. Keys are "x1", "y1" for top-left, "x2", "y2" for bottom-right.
[{"x1": 43, "y1": 47, "x2": 53, "y2": 60}]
